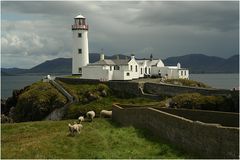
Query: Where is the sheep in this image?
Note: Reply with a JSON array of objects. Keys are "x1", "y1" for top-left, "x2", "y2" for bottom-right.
[
  {"x1": 100, "y1": 110, "x2": 112, "y2": 118},
  {"x1": 86, "y1": 111, "x2": 95, "y2": 122},
  {"x1": 78, "y1": 116, "x2": 84, "y2": 123},
  {"x1": 68, "y1": 123, "x2": 83, "y2": 135}
]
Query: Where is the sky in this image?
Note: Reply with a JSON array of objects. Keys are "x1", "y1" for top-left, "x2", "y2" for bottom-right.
[{"x1": 1, "y1": 1, "x2": 239, "y2": 69}]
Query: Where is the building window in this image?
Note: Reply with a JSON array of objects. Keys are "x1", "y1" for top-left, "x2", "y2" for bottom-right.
[
  {"x1": 78, "y1": 33, "x2": 82, "y2": 38},
  {"x1": 145, "y1": 67, "x2": 147, "y2": 74},
  {"x1": 141, "y1": 68, "x2": 143, "y2": 74},
  {"x1": 135, "y1": 65, "x2": 138, "y2": 72},
  {"x1": 110, "y1": 66, "x2": 112, "y2": 71},
  {"x1": 180, "y1": 71, "x2": 183, "y2": 76},
  {"x1": 114, "y1": 65, "x2": 120, "y2": 70},
  {"x1": 78, "y1": 67, "x2": 82, "y2": 73},
  {"x1": 130, "y1": 65, "x2": 133, "y2": 71},
  {"x1": 126, "y1": 72, "x2": 130, "y2": 76},
  {"x1": 149, "y1": 68, "x2": 151, "y2": 74},
  {"x1": 78, "y1": 49, "x2": 82, "y2": 54},
  {"x1": 184, "y1": 70, "x2": 186, "y2": 76}
]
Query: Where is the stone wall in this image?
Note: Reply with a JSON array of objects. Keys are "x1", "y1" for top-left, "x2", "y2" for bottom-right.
[
  {"x1": 112, "y1": 104, "x2": 239, "y2": 158},
  {"x1": 144, "y1": 82, "x2": 232, "y2": 96},
  {"x1": 156, "y1": 107, "x2": 239, "y2": 127},
  {"x1": 107, "y1": 81, "x2": 141, "y2": 97},
  {"x1": 56, "y1": 77, "x2": 100, "y2": 84},
  {"x1": 56, "y1": 77, "x2": 142, "y2": 97}
]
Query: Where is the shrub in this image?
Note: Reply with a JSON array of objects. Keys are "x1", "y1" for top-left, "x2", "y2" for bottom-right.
[
  {"x1": 1, "y1": 114, "x2": 13, "y2": 123},
  {"x1": 164, "y1": 79, "x2": 210, "y2": 88},
  {"x1": 12, "y1": 82, "x2": 67, "y2": 122},
  {"x1": 171, "y1": 93, "x2": 235, "y2": 112}
]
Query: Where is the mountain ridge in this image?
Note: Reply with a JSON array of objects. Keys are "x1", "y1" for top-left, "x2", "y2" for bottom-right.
[{"x1": 2, "y1": 54, "x2": 238, "y2": 75}]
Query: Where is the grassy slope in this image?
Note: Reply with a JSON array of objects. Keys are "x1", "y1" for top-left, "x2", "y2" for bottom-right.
[
  {"x1": 1, "y1": 119, "x2": 193, "y2": 159},
  {"x1": 56, "y1": 81, "x2": 162, "y2": 118}
]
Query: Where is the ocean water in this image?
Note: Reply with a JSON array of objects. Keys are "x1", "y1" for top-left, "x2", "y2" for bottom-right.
[
  {"x1": 1, "y1": 73, "x2": 239, "y2": 99},
  {"x1": 190, "y1": 73, "x2": 239, "y2": 90},
  {"x1": 1, "y1": 75, "x2": 45, "y2": 99}
]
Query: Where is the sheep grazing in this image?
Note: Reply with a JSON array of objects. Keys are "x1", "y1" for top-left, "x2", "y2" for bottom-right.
[
  {"x1": 100, "y1": 110, "x2": 112, "y2": 118},
  {"x1": 68, "y1": 123, "x2": 83, "y2": 135},
  {"x1": 86, "y1": 111, "x2": 95, "y2": 122},
  {"x1": 78, "y1": 116, "x2": 84, "y2": 123}
]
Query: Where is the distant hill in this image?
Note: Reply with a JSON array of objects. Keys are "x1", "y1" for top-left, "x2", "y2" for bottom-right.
[
  {"x1": 1, "y1": 53, "x2": 238, "y2": 75},
  {"x1": 163, "y1": 54, "x2": 239, "y2": 73},
  {"x1": 29, "y1": 58, "x2": 72, "y2": 74},
  {"x1": 1, "y1": 68, "x2": 28, "y2": 75}
]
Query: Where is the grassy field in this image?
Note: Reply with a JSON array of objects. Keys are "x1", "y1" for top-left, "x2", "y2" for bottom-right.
[{"x1": 1, "y1": 119, "x2": 193, "y2": 159}]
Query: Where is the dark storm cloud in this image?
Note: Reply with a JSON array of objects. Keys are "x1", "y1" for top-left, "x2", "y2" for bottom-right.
[
  {"x1": 128, "y1": 1, "x2": 239, "y2": 32},
  {"x1": 1, "y1": 1, "x2": 239, "y2": 68}
]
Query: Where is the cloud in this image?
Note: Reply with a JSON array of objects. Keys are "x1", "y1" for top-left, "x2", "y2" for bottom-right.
[{"x1": 1, "y1": 1, "x2": 239, "y2": 68}]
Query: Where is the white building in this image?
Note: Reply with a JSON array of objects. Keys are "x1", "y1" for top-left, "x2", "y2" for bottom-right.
[{"x1": 71, "y1": 15, "x2": 189, "y2": 80}]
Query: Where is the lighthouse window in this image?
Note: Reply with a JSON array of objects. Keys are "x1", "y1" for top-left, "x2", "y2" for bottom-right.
[
  {"x1": 78, "y1": 33, "x2": 82, "y2": 38},
  {"x1": 135, "y1": 65, "x2": 138, "y2": 72},
  {"x1": 130, "y1": 65, "x2": 133, "y2": 71},
  {"x1": 126, "y1": 72, "x2": 130, "y2": 76},
  {"x1": 78, "y1": 49, "x2": 82, "y2": 54}
]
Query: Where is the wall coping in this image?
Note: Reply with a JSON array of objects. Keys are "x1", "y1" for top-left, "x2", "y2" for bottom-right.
[
  {"x1": 146, "y1": 82, "x2": 231, "y2": 92},
  {"x1": 113, "y1": 104, "x2": 239, "y2": 130}
]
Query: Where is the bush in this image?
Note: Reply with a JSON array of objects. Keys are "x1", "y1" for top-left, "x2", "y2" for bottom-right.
[
  {"x1": 164, "y1": 79, "x2": 210, "y2": 88},
  {"x1": 12, "y1": 82, "x2": 67, "y2": 122},
  {"x1": 171, "y1": 93, "x2": 235, "y2": 112},
  {"x1": 64, "y1": 97, "x2": 113, "y2": 119},
  {"x1": 1, "y1": 114, "x2": 13, "y2": 123}
]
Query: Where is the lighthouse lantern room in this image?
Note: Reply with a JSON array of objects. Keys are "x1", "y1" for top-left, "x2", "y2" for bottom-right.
[{"x1": 72, "y1": 14, "x2": 89, "y2": 75}]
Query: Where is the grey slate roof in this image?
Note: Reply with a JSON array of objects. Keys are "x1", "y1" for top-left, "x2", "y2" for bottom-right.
[
  {"x1": 112, "y1": 59, "x2": 129, "y2": 65},
  {"x1": 147, "y1": 60, "x2": 159, "y2": 66},
  {"x1": 88, "y1": 59, "x2": 115, "y2": 66}
]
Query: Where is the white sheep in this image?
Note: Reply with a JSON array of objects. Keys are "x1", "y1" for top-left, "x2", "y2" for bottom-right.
[
  {"x1": 100, "y1": 110, "x2": 112, "y2": 118},
  {"x1": 86, "y1": 111, "x2": 95, "y2": 122},
  {"x1": 78, "y1": 116, "x2": 84, "y2": 123},
  {"x1": 68, "y1": 123, "x2": 83, "y2": 135}
]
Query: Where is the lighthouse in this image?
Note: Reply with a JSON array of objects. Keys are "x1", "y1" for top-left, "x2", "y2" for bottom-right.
[{"x1": 72, "y1": 14, "x2": 89, "y2": 75}]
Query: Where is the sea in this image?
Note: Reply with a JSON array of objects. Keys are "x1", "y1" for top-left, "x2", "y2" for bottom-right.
[{"x1": 1, "y1": 73, "x2": 239, "y2": 99}]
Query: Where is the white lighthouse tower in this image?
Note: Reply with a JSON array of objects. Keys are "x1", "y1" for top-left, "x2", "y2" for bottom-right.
[{"x1": 72, "y1": 14, "x2": 89, "y2": 75}]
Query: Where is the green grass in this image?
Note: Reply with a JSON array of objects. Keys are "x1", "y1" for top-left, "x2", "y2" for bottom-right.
[
  {"x1": 65, "y1": 96, "x2": 161, "y2": 119},
  {"x1": 63, "y1": 75, "x2": 80, "y2": 78},
  {"x1": 56, "y1": 81, "x2": 161, "y2": 119},
  {"x1": 13, "y1": 81, "x2": 67, "y2": 122},
  {"x1": 56, "y1": 80, "x2": 109, "y2": 101},
  {"x1": 1, "y1": 119, "x2": 193, "y2": 159}
]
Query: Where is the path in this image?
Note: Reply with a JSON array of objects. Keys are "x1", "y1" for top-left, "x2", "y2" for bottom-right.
[
  {"x1": 138, "y1": 82, "x2": 160, "y2": 100},
  {"x1": 45, "y1": 79, "x2": 75, "y2": 120}
]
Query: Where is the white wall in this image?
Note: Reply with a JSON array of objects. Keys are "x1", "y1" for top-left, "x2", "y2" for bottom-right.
[
  {"x1": 178, "y1": 69, "x2": 189, "y2": 79},
  {"x1": 128, "y1": 58, "x2": 140, "y2": 79},
  {"x1": 81, "y1": 66, "x2": 110, "y2": 81},
  {"x1": 72, "y1": 30, "x2": 89, "y2": 75},
  {"x1": 113, "y1": 70, "x2": 132, "y2": 80},
  {"x1": 151, "y1": 66, "x2": 189, "y2": 79}
]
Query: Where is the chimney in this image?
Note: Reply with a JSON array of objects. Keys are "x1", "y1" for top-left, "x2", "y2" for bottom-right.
[
  {"x1": 100, "y1": 53, "x2": 104, "y2": 60},
  {"x1": 177, "y1": 62, "x2": 181, "y2": 69},
  {"x1": 131, "y1": 54, "x2": 135, "y2": 60},
  {"x1": 150, "y1": 54, "x2": 153, "y2": 61},
  {"x1": 116, "y1": 55, "x2": 120, "y2": 60}
]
